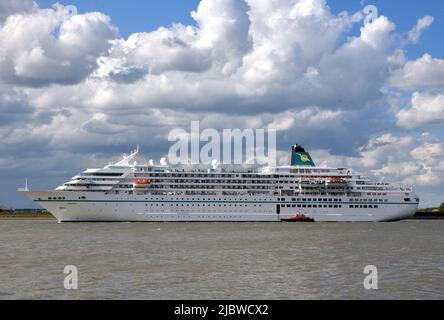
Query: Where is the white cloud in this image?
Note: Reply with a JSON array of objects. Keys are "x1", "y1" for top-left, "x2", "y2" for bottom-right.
[
  {"x1": 90, "y1": 7, "x2": 397, "y2": 115},
  {"x1": 359, "y1": 16, "x2": 395, "y2": 49},
  {"x1": 95, "y1": 0, "x2": 251, "y2": 80},
  {"x1": 408, "y1": 16, "x2": 434, "y2": 44},
  {"x1": 0, "y1": 4, "x2": 117, "y2": 86},
  {"x1": 314, "y1": 133, "x2": 444, "y2": 189},
  {"x1": 390, "y1": 54, "x2": 444, "y2": 90},
  {"x1": 0, "y1": 0, "x2": 36, "y2": 23},
  {"x1": 192, "y1": 0, "x2": 252, "y2": 74},
  {"x1": 1, "y1": 0, "x2": 400, "y2": 114},
  {"x1": 396, "y1": 91, "x2": 444, "y2": 129},
  {"x1": 0, "y1": 84, "x2": 33, "y2": 125}
]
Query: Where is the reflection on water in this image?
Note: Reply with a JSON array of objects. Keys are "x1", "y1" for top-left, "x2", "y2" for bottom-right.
[{"x1": 0, "y1": 220, "x2": 443, "y2": 300}]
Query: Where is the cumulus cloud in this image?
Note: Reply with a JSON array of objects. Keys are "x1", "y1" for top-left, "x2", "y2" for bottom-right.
[
  {"x1": 314, "y1": 133, "x2": 444, "y2": 189},
  {"x1": 0, "y1": 0, "x2": 36, "y2": 23},
  {"x1": 95, "y1": 0, "x2": 251, "y2": 80},
  {"x1": 0, "y1": 85, "x2": 33, "y2": 125},
  {"x1": 0, "y1": 4, "x2": 117, "y2": 86},
  {"x1": 390, "y1": 54, "x2": 444, "y2": 90},
  {"x1": 2, "y1": 0, "x2": 400, "y2": 114},
  {"x1": 408, "y1": 16, "x2": 434, "y2": 44},
  {"x1": 89, "y1": 11, "x2": 397, "y2": 115},
  {"x1": 396, "y1": 91, "x2": 444, "y2": 129}
]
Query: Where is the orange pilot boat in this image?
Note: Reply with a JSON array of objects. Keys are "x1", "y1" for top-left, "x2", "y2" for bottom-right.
[{"x1": 282, "y1": 214, "x2": 315, "y2": 222}]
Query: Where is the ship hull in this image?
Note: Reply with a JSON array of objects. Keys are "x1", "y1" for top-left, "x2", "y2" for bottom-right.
[{"x1": 21, "y1": 191, "x2": 419, "y2": 223}]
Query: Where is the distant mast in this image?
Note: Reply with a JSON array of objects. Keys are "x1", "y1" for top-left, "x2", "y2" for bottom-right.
[{"x1": 19, "y1": 178, "x2": 29, "y2": 192}]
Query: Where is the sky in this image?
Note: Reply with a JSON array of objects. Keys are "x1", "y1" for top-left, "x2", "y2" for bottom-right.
[{"x1": 0, "y1": 0, "x2": 443, "y2": 208}]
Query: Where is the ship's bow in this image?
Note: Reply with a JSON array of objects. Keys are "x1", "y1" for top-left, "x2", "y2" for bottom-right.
[{"x1": 18, "y1": 190, "x2": 62, "y2": 222}]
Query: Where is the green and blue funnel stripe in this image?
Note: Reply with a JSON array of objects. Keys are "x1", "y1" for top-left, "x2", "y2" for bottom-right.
[{"x1": 291, "y1": 144, "x2": 316, "y2": 167}]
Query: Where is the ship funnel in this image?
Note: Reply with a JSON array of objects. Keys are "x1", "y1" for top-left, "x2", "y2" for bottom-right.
[{"x1": 291, "y1": 144, "x2": 315, "y2": 167}]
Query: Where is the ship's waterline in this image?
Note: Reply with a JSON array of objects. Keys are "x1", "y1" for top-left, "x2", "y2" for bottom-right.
[{"x1": 20, "y1": 144, "x2": 419, "y2": 222}]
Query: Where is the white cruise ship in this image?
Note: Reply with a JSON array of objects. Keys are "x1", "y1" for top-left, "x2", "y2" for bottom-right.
[{"x1": 20, "y1": 145, "x2": 419, "y2": 222}]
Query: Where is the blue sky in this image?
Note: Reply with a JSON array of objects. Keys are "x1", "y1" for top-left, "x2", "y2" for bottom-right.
[
  {"x1": 36, "y1": 0, "x2": 202, "y2": 36},
  {"x1": 36, "y1": 0, "x2": 443, "y2": 60},
  {"x1": 1, "y1": 0, "x2": 444, "y2": 208}
]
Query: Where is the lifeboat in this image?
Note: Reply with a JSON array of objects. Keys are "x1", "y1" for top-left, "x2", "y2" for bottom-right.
[
  {"x1": 132, "y1": 179, "x2": 151, "y2": 188},
  {"x1": 282, "y1": 214, "x2": 315, "y2": 222},
  {"x1": 299, "y1": 179, "x2": 324, "y2": 188},
  {"x1": 326, "y1": 177, "x2": 347, "y2": 187}
]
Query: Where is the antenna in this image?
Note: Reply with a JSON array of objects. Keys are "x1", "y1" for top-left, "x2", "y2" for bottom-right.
[{"x1": 18, "y1": 178, "x2": 29, "y2": 192}]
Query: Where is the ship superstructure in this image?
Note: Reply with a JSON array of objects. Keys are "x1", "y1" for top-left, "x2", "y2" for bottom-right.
[{"x1": 20, "y1": 145, "x2": 419, "y2": 222}]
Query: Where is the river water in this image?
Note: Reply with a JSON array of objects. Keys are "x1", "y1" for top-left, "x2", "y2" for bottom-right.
[{"x1": 0, "y1": 220, "x2": 443, "y2": 300}]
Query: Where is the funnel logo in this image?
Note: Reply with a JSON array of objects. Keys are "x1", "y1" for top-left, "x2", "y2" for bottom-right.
[
  {"x1": 300, "y1": 153, "x2": 310, "y2": 163},
  {"x1": 291, "y1": 145, "x2": 315, "y2": 167}
]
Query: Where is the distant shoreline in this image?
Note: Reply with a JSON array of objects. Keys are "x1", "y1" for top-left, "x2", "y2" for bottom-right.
[
  {"x1": 0, "y1": 213, "x2": 55, "y2": 220},
  {"x1": 412, "y1": 212, "x2": 444, "y2": 220}
]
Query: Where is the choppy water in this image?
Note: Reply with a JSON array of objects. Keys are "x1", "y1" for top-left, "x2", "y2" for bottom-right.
[{"x1": 0, "y1": 220, "x2": 443, "y2": 300}]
